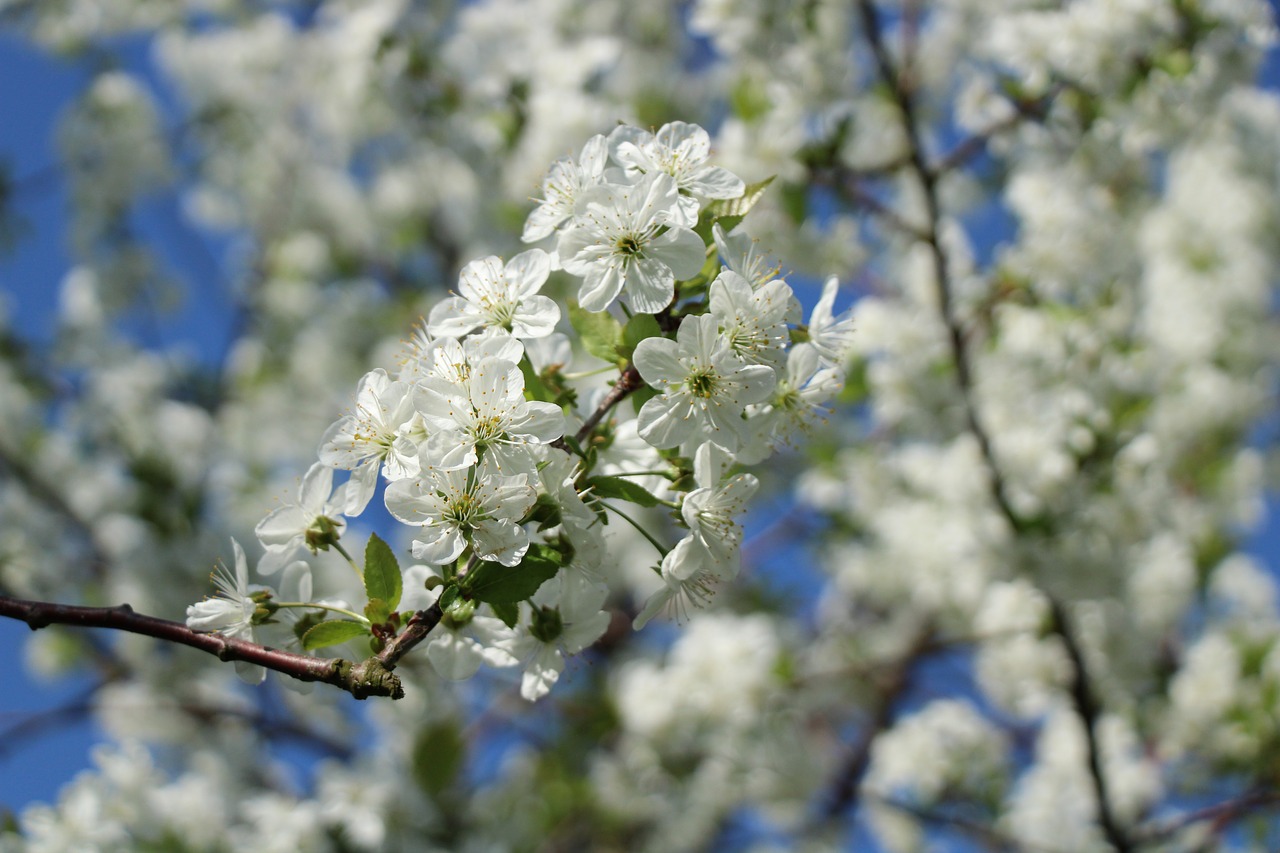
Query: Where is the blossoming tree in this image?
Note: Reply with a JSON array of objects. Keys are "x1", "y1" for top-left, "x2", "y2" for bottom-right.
[{"x1": 1, "y1": 1, "x2": 1279, "y2": 850}]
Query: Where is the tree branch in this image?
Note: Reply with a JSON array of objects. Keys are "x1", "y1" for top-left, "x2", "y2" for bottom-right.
[
  {"x1": 820, "y1": 625, "x2": 934, "y2": 819},
  {"x1": 0, "y1": 595, "x2": 405, "y2": 700},
  {"x1": 853, "y1": 4, "x2": 1133, "y2": 850},
  {"x1": 1132, "y1": 787, "x2": 1280, "y2": 848},
  {"x1": 551, "y1": 363, "x2": 644, "y2": 452},
  {"x1": 376, "y1": 602, "x2": 444, "y2": 669}
]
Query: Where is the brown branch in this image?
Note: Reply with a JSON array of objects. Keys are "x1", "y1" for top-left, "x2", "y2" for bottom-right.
[
  {"x1": 377, "y1": 602, "x2": 443, "y2": 669},
  {"x1": 868, "y1": 793, "x2": 1037, "y2": 853},
  {"x1": 853, "y1": 4, "x2": 1132, "y2": 851},
  {"x1": 550, "y1": 363, "x2": 644, "y2": 452},
  {"x1": 1048, "y1": 598, "x2": 1130, "y2": 851},
  {"x1": 820, "y1": 625, "x2": 934, "y2": 819},
  {"x1": 0, "y1": 595, "x2": 406, "y2": 700},
  {"x1": 1132, "y1": 787, "x2": 1280, "y2": 848}
]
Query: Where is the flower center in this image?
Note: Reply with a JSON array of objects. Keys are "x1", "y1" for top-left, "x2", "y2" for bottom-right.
[
  {"x1": 776, "y1": 387, "x2": 803, "y2": 412},
  {"x1": 480, "y1": 293, "x2": 519, "y2": 329},
  {"x1": 616, "y1": 235, "x2": 643, "y2": 256},
  {"x1": 686, "y1": 369, "x2": 718, "y2": 399},
  {"x1": 443, "y1": 491, "x2": 484, "y2": 528},
  {"x1": 471, "y1": 415, "x2": 506, "y2": 447}
]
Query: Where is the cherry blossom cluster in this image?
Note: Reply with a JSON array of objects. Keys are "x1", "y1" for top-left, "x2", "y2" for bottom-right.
[{"x1": 185, "y1": 121, "x2": 854, "y2": 701}]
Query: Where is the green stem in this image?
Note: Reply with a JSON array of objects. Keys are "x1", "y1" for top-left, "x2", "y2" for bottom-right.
[
  {"x1": 598, "y1": 500, "x2": 668, "y2": 556},
  {"x1": 561, "y1": 365, "x2": 623, "y2": 380},
  {"x1": 331, "y1": 541, "x2": 363, "y2": 581},
  {"x1": 275, "y1": 601, "x2": 370, "y2": 625}
]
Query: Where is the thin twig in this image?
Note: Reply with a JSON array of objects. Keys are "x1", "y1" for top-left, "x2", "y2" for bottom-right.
[
  {"x1": 1132, "y1": 787, "x2": 1280, "y2": 846},
  {"x1": 0, "y1": 595, "x2": 405, "y2": 700},
  {"x1": 820, "y1": 624, "x2": 934, "y2": 819},
  {"x1": 377, "y1": 603, "x2": 444, "y2": 669},
  {"x1": 551, "y1": 363, "x2": 645, "y2": 452}
]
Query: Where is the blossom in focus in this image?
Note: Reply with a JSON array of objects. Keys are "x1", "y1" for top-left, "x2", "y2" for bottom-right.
[
  {"x1": 522, "y1": 133, "x2": 609, "y2": 243},
  {"x1": 808, "y1": 274, "x2": 856, "y2": 367},
  {"x1": 415, "y1": 355, "x2": 565, "y2": 475},
  {"x1": 384, "y1": 460, "x2": 537, "y2": 566},
  {"x1": 254, "y1": 462, "x2": 347, "y2": 575},
  {"x1": 186, "y1": 539, "x2": 268, "y2": 683},
  {"x1": 634, "y1": 442, "x2": 758, "y2": 628},
  {"x1": 557, "y1": 172, "x2": 706, "y2": 313},
  {"x1": 634, "y1": 313, "x2": 776, "y2": 452},
  {"x1": 318, "y1": 369, "x2": 421, "y2": 515},
  {"x1": 609, "y1": 121, "x2": 745, "y2": 228},
  {"x1": 427, "y1": 249, "x2": 560, "y2": 340}
]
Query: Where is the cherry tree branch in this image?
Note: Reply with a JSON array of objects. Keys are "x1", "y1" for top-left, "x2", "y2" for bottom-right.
[
  {"x1": 852, "y1": 3, "x2": 1133, "y2": 851},
  {"x1": 820, "y1": 625, "x2": 934, "y2": 820},
  {"x1": 0, "y1": 595, "x2": 406, "y2": 700},
  {"x1": 376, "y1": 602, "x2": 444, "y2": 669},
  {"x1": 550, "y1": 363, "x2": 645, "y2": 452},
  {"x1": 1131, "y1": 787, "x2": 1280, "y2": 847}
]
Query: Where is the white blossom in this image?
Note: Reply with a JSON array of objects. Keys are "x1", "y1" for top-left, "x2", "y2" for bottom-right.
[
  {"x1": 557, "y1": 172, "x2": 706, "y2": 313},
  {"x1": 427, "y1": 249, "x2": 560, "y2": 339},
  {"x1": 633, "y1": 313, "x2": 776, "y2": 452},
  {"x1": 384, "y1": 460, "x2": 536, "y2": 566}
]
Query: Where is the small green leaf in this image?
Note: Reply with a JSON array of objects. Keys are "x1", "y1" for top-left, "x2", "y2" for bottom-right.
[
  {"x1": 489, "y1": 601, "x2": 520, "y2": 629},
  {"x1": 412, "y1": 722, "x2": 465, "y2": 797},
  {"x1": 463, "y1": 544, "x2": 562, "y2": 604},
  {"x1": 585, "y1": 475, "x2": 661, "y2": 507},
  {"x1": 301, "y1": 619, "x2": 369, "y2": 651},
  {"x1": 708, "y1": 175, "x2": 775, "y2": 219},
  {"x1": 620, "y1": 313, "x2": 662, "y2": 362},
  {"x1": 568, "y1": 300, "x2": 623, "y2": 364},
  {"x1": 364, "y1": 533, "x2": 402, "y2": 613},
  {"x1": 365, "y1": 597, "x2": 391, "y2": 625},
  {"x1": 520, "y1": 358, "x2": 556, "y2": 403},
  {"x1": 562, "y1": 434, "x2": 589, "y2": 461},
  {"x1": 437, "y1": 583, "x2": 460, "y2": 613},
  {"x1": 693, "y1": 176, "x2": 776, "y2": 243},
  {"x1": 292, "y1": 610, "x2": 327, "y2": 643}
]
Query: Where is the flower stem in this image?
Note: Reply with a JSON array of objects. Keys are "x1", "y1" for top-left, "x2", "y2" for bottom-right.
[
  {"x1": 275, "y1": 602, "x2": 370, "y2": 625},
  {"x1": 598, "y1": 500, "x2": 668, "y2": 556},
  {"x1": 331, "y1": 541, "x2": 364, "y2": 581}
]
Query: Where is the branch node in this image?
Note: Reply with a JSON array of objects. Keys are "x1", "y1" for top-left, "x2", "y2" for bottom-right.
[{"x1": 347, "y1": 656, "x2": 404, "y2": 700}]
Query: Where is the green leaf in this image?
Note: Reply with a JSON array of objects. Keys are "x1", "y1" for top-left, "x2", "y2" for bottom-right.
[
  {"x1": 364, "y1": 533, "x2": 402, "y2": 613},
  {"x1": 301, "y1": 619, "x2": 369, "y2": 651},
  {"x1": 585, "y1": 475, "x2": 661, "y2": 508},
  {"x1": 437, "y1": 583, "x2": 460, "y2": 613},
  {"x1": 489, "y1": 601, "x2": 519, "y2": 629},
  {"x1": 463, "y1": 544, "x2": 562, "y2": 604},
  {"x1": 568, "y1": 300, "x2": 623, "y2": 364},
  {"x1": 520, "y1": 358, "x2": 556, "y2": 403},
  {"x1": 706, "y1": 175, "x2": 775, "y2": 221},
  {"x1": 412, "y1": 722, "x2": 465, "y2": 797},
  {"x1": 291, "y1": 610, "x2": 328, "y2": 644},
  {"x1": 620, "y1": 313, "x2": 662, "y2": 362},
  {"x1": 365, "y1": 597, "x2": 391, "y2": 625},
  {"x1": 693, "y1": 175, "x2": 776, "y2": 243},
  {"x1": 562, "y1": 434, "x2": 589, "y2": 461}
]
